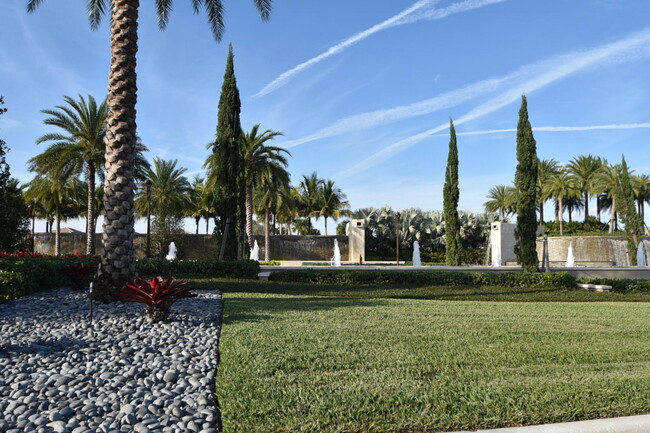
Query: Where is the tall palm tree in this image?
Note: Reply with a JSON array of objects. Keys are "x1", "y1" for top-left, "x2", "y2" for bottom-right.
[
  {"x1": 537, "y1": 158, "x2": 560, "y2": 224},
  {"x1": 29, "y1": 95, "x2": 106, "y2": 255},
  {"x1": 254, "y1": 177, "x2": 292, "y2": 260},
  {"x1": 567, "y1": 155, "x2": 603, "y2": 223},
  {"x1": 298, "y1": 172, "x2": 325, "y2": 231},
  {"x1": 596, "y1": 163, "x2": 625, "y2": 233},
  {"x1": 241, "y1": 124, "x2": 290, "y2": 248},
  {"x1": 484, "y1": 185, "x2": 516, "y2": 220},
  {"x1": 633, "y1": 174, "x2": 650, "y2": 224},
  {"x1": 547, "y1": 168, "x2": 579, "y2": 235},
  {"x1": 28, "y1": 0, "x2": 273, "y2": 298},
  {"x1": 317, "y1": 179, "x2": 350, "y2": 235}
]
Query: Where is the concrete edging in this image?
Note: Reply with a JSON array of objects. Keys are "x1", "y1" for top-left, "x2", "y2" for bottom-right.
[{"x1": 450, "y1": 414, "x2": 650, "y2": 433}]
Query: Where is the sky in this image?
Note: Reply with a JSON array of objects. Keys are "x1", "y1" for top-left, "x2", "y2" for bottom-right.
[{"x1": 2, "y1": 0, "x2": 650, "y2": 234}]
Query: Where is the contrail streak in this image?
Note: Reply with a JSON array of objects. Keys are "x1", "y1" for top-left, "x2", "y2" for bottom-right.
[
  {"x1": 452, "y1": 123, "x2": 650, "y2": 136},
  {"x1": 253, "y1": 0, "x2": 507, "y2": 98},
  {"x1": 337, "y1": 27, "x2": 650, "y2": 179}
]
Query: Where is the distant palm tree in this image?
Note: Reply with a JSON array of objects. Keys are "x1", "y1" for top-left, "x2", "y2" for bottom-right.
[
  {"x1": 188, "y1": 177, "x2": 216, "y2": 234},
  {"x1": 633, "y1": 174, "x2": 650, "y2": 224},
  {"x1": 28, "y1": 0, "x2": 273, "y2": 298},
  {"x1": 316, "y1": 179, "x2": 350, "y2": 235},
  {"x1": 596, "y1": 163, "x2": 626, "y2": 233},
  {"x1": 135, "y1": 158, "x2": 191, "y2": 220},
  {"x1": 537, "y1": 158, "x2": 561, "y2": 224},
  {"x1": 484, "y1": 185, "x2": 516, "y2": 220},
  {"x1": 255, "y1": 177, "x2": 292, "y2": 260},
  {"x1": 241, "y1": 124, "x2": 290, "y2": 248},
  {"x1": 29, "y1": 95, "x2": 106, "y2": 254},
  {"x1": 547, "y1": 168, "x2": 579, "y2": 235},
  {"x1": 298, "y1": 172, "x2": 325, "y2": 231},
  {"x1": 567, "y1": 155, "x2": 603, "y2": 223}
]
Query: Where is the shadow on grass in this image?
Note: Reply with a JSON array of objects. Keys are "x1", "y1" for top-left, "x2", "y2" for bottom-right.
[{"x1": 221, "y1": 295, "x2": 387, "y2": 325}]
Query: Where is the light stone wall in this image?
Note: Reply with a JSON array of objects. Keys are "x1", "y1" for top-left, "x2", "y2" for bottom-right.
[
  {"x1": 348, "y1": 219, "x2": 366, "y2": 263},
  {"x1": 490, "y1": 222, "x2": 517, "y2": 266}
]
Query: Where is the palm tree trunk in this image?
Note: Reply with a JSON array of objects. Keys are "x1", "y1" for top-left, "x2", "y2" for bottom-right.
[
  {"x1": 55, "y1": 203, "x2": 61, "y2": 256},
  {"x1": 245, "y1": 183, "x2": 254, "y2": 248},
  {"x1": 609, "y1": 198, "x2": 617, "y2": 233},
  {"x1": 86, "y1": 161, "x2": 96, "y2": 255},
  {"x1": 583, "y1": 192, "x2": 589, "y2": 223},
  {"x1": 205, "y1": 217, "x2": 209, "y2": 235},
  {"x1": 596, "y1": 196, "x2": 602, "y2": 222},
  {"x1": 95, "y1": 0, "x2": 140, "y2": 302},
  {"x1": 324, "y1": 218, "x2": 328, "y2": 236},
  {"x1": 195, "y1": 217, "x2": 200, "y2": 234},
  {"x1": 558, "y1": 197, "x2": 564, "y2": 236},
  {"x1": 264, "y1": 207, "x2": 270, "y2": 261},
  {"x1": 538, "y1": 200, "x2": 544, "y2": 225},
  {"x1": 568, "y1": 207, "x2": 573, "y2": 223}
]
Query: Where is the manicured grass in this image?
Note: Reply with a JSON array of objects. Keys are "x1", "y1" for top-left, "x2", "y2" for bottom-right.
[
  {"x1": 189, "y1": 278, "x2": 650, "y2": 302},
  {"x1": 217, "y1": 293, "x2": 650, "y2": 432}
]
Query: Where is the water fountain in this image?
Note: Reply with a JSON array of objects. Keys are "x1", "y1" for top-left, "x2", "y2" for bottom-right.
[
  {"x1": 637, "y1": 241, "x2": 647, "y2": 267},
  {"x1": 249, "y1": 240, "x2": 260, "y2": 261},
  {"x1": 331, "y1": 239, "x2": 342, "y2": 267},
  {"x1": 165, "y1": 242, "x2": 177, "y2": 261},
  {"x1": 565, "y1": 242, "x2": 575, "y2": 267},
  {"x1": 412, "y1": 240, "x2": 422, "y2": 267}
]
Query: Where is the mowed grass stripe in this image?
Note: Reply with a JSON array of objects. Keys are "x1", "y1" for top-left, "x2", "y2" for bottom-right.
[{"x1": 218, "y1": 294, "x2": 650, "y2": 433}]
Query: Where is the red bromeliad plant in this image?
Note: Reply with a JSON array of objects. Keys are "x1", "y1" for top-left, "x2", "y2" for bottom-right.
[
  {"x1": 59, "y1": 263, "x2": 98, "y2": 290},
  {"x1": 117, "y1": 276, "x2": 197, "y2": 323}
]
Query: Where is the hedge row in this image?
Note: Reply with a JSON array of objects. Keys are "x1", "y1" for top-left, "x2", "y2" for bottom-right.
[
  {"x1": 0, "y1": 271, "x2": 24, "y2": 301},
  {"x1": 366, "y1": 248, "x2": 486, "y2": 264},
  {"x1": 137, "y1": 259, "x2": 260, "y2": 279},
  {"x1": 269, "y1": 270, "x2": 576, "y2": 288}
]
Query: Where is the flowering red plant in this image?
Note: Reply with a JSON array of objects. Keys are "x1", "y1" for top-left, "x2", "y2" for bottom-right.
[
  {"x1": 0, "y1": 251, "x2": 44, "y2": 258},
  {"x1": 59, "y1": 263, "x2": 98, "y2": 290},
  {"x1": 117, "y1": 276, "x2": 197, "y2": 322}
]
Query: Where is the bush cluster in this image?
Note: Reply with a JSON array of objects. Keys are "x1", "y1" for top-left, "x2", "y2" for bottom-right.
[
  {"x1": 0, "y1": 270, "x2": 24, "y2": 301},
  {"x1": 366, "y1": 248, "x2": 486, "y2": 264},
  {"x1": 269, "y1": 269, "x2": 575, "y2": 288},
  {"x1": 137, "y1": 259, "x2": 260, "y2": 279}
]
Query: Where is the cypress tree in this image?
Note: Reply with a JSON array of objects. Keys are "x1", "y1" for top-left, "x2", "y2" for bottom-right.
[
  {"x1": 514, "y1": 95, "x2": 539, "y2": 272},
  {"x1": 443, "y1": 119, "x2": 462, "y2": 265},
  {"x1": 618, "y1": 156, "x2": 643, "y2": 265},
  {"x1": 212, "y1": 45, "x2": 245, "y2": 260}
]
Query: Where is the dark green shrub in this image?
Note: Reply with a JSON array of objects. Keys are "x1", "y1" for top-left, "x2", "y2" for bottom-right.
[
  {"x1": 137, "y1": 259, "x2": 260, "y2": 279},
  {"x1": 0, "y1": 270, "x2": 24, "y2": 301},
  {"x1": 269, "y1": 270, "x2": 575, "y2": 289}
]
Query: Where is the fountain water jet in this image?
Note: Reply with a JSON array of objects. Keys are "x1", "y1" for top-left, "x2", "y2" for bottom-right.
[
  {"x1": 331, "y1": 240, "x2": 341, "y2": 267},
  {"x1": 637, "y1": 241, "x2": 647, "y2": 267},
  {"x1": 165, "y1": 242, "x2": 177, "y2": 261},
  {"x1": 565, "y1": 242, "x2": 575, "y2": 267},
  {"x1": 412, "y1": 240, "x2": 422, "y2": 267},
  {"x1": 249, "y1": 240, "x2": 260, "y2": 261}
]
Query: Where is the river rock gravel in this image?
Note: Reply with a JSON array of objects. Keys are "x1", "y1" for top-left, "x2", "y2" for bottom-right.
[{"x1": 0, "y1": 288, "x2": 223, "y2": 433}]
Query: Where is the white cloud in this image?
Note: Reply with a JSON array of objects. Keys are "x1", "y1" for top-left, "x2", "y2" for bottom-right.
[
  {"x1": 253, "y1": 0, "x2": 507, "y2": 98},
  {"x1": 337, "y1": 27, "x2": 650, "y2": 178}
]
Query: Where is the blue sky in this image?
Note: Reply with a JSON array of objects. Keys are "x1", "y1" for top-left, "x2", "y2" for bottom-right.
[{"x1": 2, "y1": 0, "x2": 650, "y2": 233}]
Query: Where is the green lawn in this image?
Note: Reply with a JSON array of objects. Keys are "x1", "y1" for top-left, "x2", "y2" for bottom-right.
[{"x1": 214, "y1": 285, "x2": 650, "y2": 433}]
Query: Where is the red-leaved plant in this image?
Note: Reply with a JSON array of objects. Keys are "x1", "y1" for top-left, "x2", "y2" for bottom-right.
[
  {"x1": 59, "y1": 263, "x2": 98, "y2": 290},
  {"x1": 117, "y1": 276, "x2": 197, "y2": 323}
]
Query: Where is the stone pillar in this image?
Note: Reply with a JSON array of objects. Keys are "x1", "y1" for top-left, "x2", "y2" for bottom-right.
[
  {"x1": 348, "y1": 219, "x2": 365, "y2": 263},
  {"x1": 491, "y1": 222, "x2": 517, "y2": 266}
]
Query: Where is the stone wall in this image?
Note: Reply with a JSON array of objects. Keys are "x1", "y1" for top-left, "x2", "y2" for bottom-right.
[
  {"x1": 535, "y1": 236, "x2": 633, "y2": 267},
  {"x1": 34, "y1": 233, "x2": 349, "y2": 261}
]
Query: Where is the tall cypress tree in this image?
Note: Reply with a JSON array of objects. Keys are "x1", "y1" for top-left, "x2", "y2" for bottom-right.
[
  {"x1": 443, "y1": 119, "x2": 462, "y2": 265},
  {"x1": 212, "y1": 45, "x2": 245, "y2": 260},
  {"x1": 618, "y1": 156, "x2": 643, "y2": 265},
  {"x1": 514, "y1": 95, "x2": 539, "y2": 272}
]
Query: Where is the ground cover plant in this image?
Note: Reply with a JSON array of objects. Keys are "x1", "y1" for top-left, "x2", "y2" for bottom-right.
[{"x1": 217, "y1": 291, "x2": 650, "y2": 433}]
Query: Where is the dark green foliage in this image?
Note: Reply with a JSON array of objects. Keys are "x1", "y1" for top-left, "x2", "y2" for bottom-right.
[
  {"x1": 151, "y1": 215, "x2": 184, "y2": 258},
  {"x1": 0, "y1": 270, "x2": 24, "y2": 301},
  {"x1": 544, "y1": 217, "x2": 610, "y2": 236},
  {"x1": 617, "y1": 157, "x2": 643, "y2": 265},
  {"x1": 211, "y1": 45, "x2": 245, "y2": 260},
  {"x1": 444, "y1": 119, "x2": 462, "y2": 265},
  {"x1": 576, "y1": 278, "x2": 650, "y2": 293},
  {"x1": 366, "y1": 248, "x2": 485, "y2": 265},
  {"x1": 269, "y1": 269, "x2": 575, "y2": 288},
  {"x1": 0, "y1": 97, "x2": 30, "y2": 253},
  {"x1": 514, "y1": 95, "x2": 539, "y2": 272},
  {"x1": 137, "y1": 259, "x2": 260, "y2": 279}
]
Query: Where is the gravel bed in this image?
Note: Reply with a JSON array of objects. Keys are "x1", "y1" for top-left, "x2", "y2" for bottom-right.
[{"x1": 0, "y1": 288, "x2": 223, "y2": 433}]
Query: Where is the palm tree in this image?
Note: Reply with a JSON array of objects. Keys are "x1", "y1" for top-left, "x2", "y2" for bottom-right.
[
  {"x1": 547, "y1": 168, "x2": 579, "y2": 235},
  {"x1": 537, "y1": 158, "x2": 561, "y2": 224},
  {"x1": 28, "y1": 0, "x2": 273, "y2": 298},
  {"x1": 596, "y1": 163, "x2": 625, "y2": 233},
  {"x1": 316, "y1": 179, "x2": 350, "y2": 236},
  {"x1": 298, "y1": 172, "x2": 325, "y2": 231},
  {"x1": 254, "y1": 177, "x2": 292, "y2": 260},
  {"x1": 29, "y1": 95, "x2": 106, "y2": 255},
  {"x1": 633, "y1": 174, "x2": 650, "y2": 224},
  {"x1": 188, "y1": 177, "x2": 215, "y2": 235},
  {"x1": 241, "y1": 124, "x2": 290, "y2": 248},
  {"x1": 567, "y1": 155, "x2": 603, "y2": 223},
  {"x1": 484, "y1": 185, "x2": 516, "y2": 220}
]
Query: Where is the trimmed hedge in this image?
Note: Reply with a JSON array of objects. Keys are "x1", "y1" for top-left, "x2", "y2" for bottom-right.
[
  {"x1": 0, "y1": 270, "x2": 24, "y2": 301},
  {"x1": 269, "y1": 270, "x2": 576, "y2": 289},
  {"x1": 137, "y1": 259, "x2": 260, "y2": 279}
]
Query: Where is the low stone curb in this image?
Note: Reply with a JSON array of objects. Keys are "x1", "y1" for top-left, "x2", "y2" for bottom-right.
[{"x1": 449, "y1": 414, "x2": 650, "y2": 433}]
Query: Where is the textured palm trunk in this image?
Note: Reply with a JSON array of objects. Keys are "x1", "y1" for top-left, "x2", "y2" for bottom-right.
[
  {"x1": 55, "y1": 203, "x2": 61, "y2": 256},
  {"x1": 324, "y1": 218, "x2": 328, "y2": 236},
  {"x1": 609, "y1": 198, "x2": 616, "y2": 233},
  {"x1": 596, "y1": 196, "x2": 602, "y2": 221},
  {"x1": 264, "y1": 207, "x2": 270, "y2": 261},
  {"x1": 245, "y1": 184, "x2": 254, "y2": 249},
  {"x1": 538, "y1": 200, "x2": 544, "y2": 225},
  {"x1": 558, "y1": 197, "x2": 564, "y2": 236},
  {"x1": 205, "y1": 217, "x2": 209, "y2": 235},
  {"x1": 583, "y1": 192, "x2": 589, "y2": 223},
  {"x1": 86, "y1": 161, "x2": 96, "y2": 255},
  {"x1": 94, "y1": 0, "x2": 139, "y2": 302},
  {"x1": 195, "y1": 217, "x2": 200, "y2": 234}
]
